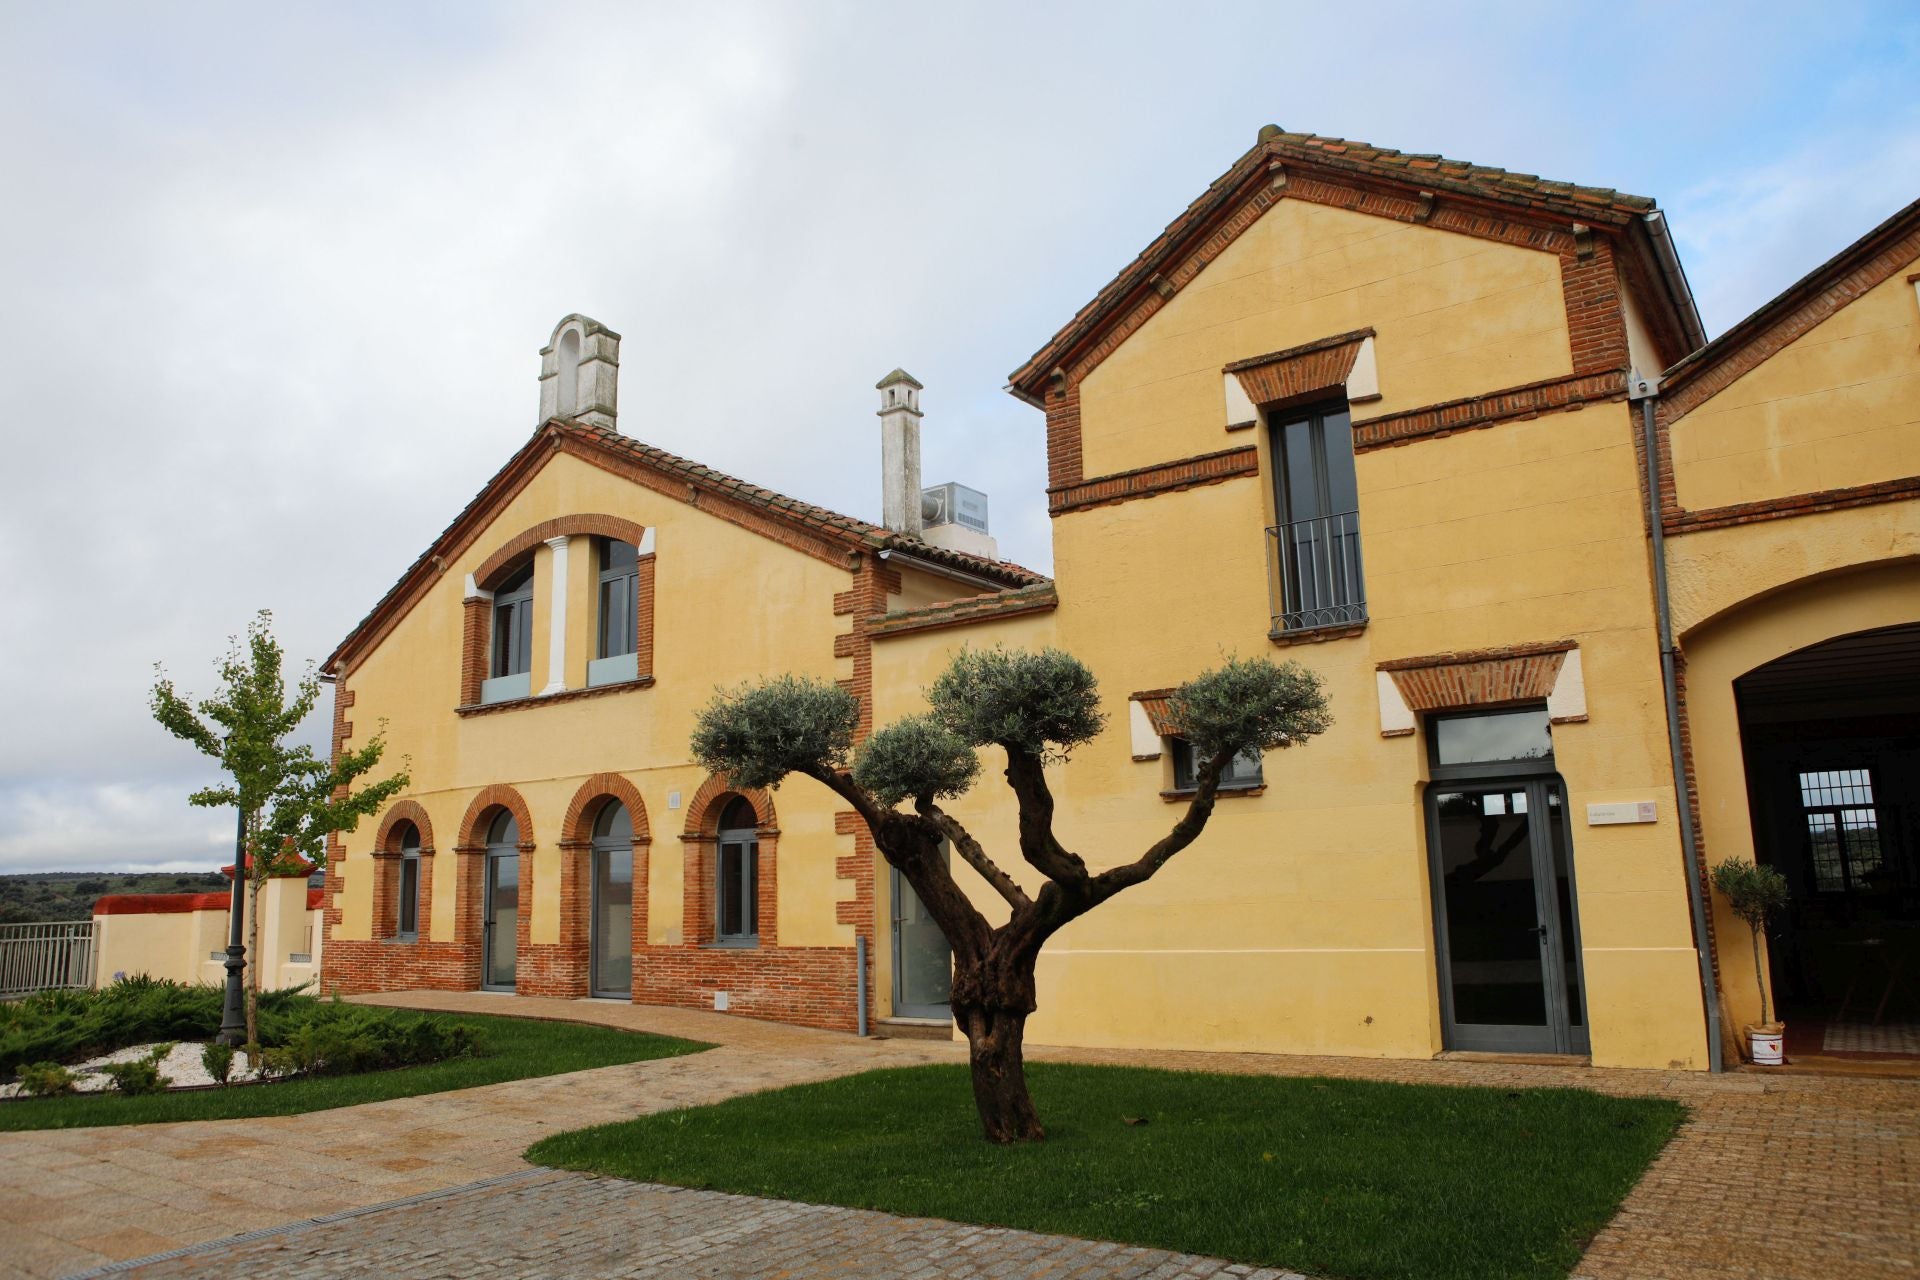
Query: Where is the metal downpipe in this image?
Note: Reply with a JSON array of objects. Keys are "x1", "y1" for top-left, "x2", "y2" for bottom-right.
[{"x1": 1635, "y1": 382, "x2": 1724, "y2": 1072}]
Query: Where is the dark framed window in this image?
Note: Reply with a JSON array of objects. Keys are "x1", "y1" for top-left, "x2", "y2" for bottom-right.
[
  {"x1": 1798, "y1": 768, "x2": 1882, "y2": 894},
  {"x1": 715, "y1": 797, "x2": 759, "y2": 945},
  {"x1": 1267, "y1": 398, "x2": 1365, "y2": 633},
  {"x1": 395, "y1": 821, "x2": 421, "y2": 940},
  {"x1": 1169, "y1": 738, "x2": 1263, "y2": 792},
  {"x1": 1427, "y1": 706, "x2": 1555, "y2": 782},
  {"x1": 491, "y1": 563, "x2": 535, "y2": 678},
  {"x1": 598, "y1": 539, "x2": 639, "y2": 659}
]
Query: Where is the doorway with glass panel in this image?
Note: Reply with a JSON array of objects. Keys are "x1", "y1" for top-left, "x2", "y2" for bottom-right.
[
  {"x1": 482, "y1": 810, "x2": 520, "y2": 992},
  {"x1": 1424, "y1": 706, "x2": 1589, "y2": 1054},
  {"x1": 891, "y1": 863, "x2": 951, "y2": 1021},
  {"x1": 589, "y1": 800, "x2": 634, "y2": 999}
]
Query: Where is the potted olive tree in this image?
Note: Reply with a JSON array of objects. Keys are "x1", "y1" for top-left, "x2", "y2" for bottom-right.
[{"x1": 1711, "y1": 858, "x2": 1791, "y2": 1064}]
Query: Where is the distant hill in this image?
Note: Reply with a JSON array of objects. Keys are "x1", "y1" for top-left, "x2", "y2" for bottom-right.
[{"x1": 0, "y1": 871, "x2": 230, "y2": 925}]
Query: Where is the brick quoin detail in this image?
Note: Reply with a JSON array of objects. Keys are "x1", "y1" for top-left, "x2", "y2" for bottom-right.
[
  {"x1": 1047, "y1": 447, "x2": 1259, "y2": 516},
  {"x1": 1379, "y1": 640, "x2": 1575, "y2": 712}
]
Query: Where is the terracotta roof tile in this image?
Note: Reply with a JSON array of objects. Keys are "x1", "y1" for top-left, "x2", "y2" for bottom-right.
[
  {"x1": 1011, "y1": 127, "x2": 1657, "y2": 393},
  {"x1": 326, "y1": 420, "x2": 1048, "y2": 673}
]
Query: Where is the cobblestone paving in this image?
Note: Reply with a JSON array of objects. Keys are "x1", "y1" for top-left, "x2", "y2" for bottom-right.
[
  {"x1": 0, "y1": 991, "x2": 1913, "y2": 1280},
  {"x1": 80, "y1": 1168, "x2": 1310, "y2": 1280}
]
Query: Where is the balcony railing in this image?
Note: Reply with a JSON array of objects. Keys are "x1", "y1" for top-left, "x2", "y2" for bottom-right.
[
  {"x1": 1267, "y1": 511, "x2": 1367, "y2": 634},
  {"x1": 0, "y1": 921, "x2": 95, "y2": 1000}
]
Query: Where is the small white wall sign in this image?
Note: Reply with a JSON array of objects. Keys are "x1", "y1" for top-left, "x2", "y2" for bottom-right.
[{"x1": 1587, "y1": 801, "x2": 1658, "y2": 826}]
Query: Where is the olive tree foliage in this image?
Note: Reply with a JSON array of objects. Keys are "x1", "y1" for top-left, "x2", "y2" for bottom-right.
[
  {"x1": 692, "y1": 645, "x2": 1330, "y2": 1144},
  {"x1": 151, "y1": 610, "x2": 409, "y2": 1044}
]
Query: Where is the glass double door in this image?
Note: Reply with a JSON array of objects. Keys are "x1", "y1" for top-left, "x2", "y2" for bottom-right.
[{"x1": 1427, "y1": 778, "x2": 1588, "y2": 1054}]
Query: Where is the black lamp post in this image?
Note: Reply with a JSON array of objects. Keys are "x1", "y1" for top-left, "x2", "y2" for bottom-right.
[{"x1": 217, "y1": 804, "x2": 248, "y2": 1046}]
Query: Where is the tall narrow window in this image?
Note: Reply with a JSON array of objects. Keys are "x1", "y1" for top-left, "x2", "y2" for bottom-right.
[
  {"x1": 1267, "y1": 400, "x2": 1365, "y2": 634},
  {"x1": 715, "y1": 797, "x2": 759, "y2": 945},
  {"x1": 1799, "y1": 769, "x2": 1882, "y2": 894},
  {"x1": 482, "y1": 563, "x2": 535, "y2": 703},
  {"x1": 587, "y1": 539, "x2": 640, "y2": 688},
  {"x1": 395, "y1": 822, "x2": 421, "y2": 940}
]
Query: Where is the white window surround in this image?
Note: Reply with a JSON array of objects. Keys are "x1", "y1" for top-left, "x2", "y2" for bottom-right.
[
  {"x1": 541, "y1": 535, "x2": 569, "y2": 695},
  {"x1": 1128, "y1": 700, "x2": 1161, "y2": 759},
  {"x1": 1374, "y1": 647, "x2": 1588, "y2": 737}
]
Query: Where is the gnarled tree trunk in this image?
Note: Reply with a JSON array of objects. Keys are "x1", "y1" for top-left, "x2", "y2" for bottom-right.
[{"x1": 960, "y1": 1003, "x2": 1041, "y2": 1143}]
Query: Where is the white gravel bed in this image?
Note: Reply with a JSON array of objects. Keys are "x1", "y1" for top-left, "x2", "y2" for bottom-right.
[{"x1": 1, "y1": 1040, "x2": 265, "y2": 1097}]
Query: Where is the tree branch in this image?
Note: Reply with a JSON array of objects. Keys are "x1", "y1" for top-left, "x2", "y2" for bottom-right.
[
  {"x1": 804, "y1": 764, "x2": 888, "y2": 830},
  {"x1": 1091, "y1": 752, "x2": 1228, "y2": 903},
  {"x1": 1002, "y1": 750, "x2": 1090, "y2": 886},
  {"x1": 916, "y1": 797, "x2": 1030, "y2": 910}
]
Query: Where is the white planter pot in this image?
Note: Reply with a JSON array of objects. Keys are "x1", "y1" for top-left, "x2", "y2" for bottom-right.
[{"x1": 1749, "y1": 1026, "x2": 1785, "y2": 1065}]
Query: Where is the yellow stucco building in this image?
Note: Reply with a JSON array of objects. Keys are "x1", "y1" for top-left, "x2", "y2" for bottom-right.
[{"x1": 321, "y1": 129, "x2": 1920, "y2": 1071}]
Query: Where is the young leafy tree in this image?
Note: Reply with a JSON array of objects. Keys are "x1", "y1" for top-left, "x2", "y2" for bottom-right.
[
  {"x1": 151, "y1": 610, "x2": 408, "y2": 1044},
  {"x1": 693, "y1": 647, "x2": 1330, "y2": 1143}
]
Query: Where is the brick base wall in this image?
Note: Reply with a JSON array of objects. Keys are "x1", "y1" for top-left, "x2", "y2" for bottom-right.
[
  {"x1": 631, "y1": 943, "x2": 866, "y2": 1032},
  {"x1": 323, "y1": 936, "x2": 478, "y2": 995}
]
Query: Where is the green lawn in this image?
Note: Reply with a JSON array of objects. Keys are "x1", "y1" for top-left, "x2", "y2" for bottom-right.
[
  {"x1": 0, "y1": 1013, "x2": 708, "y2": 1131},
  {"x1": 527, "y1": 1063, "x2": 1682, "y2": 1280}
]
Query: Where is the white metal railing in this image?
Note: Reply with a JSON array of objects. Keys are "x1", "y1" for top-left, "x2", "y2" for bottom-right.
[{"x1": 0, "y1": 921, "x2": 96, "y2": 999}]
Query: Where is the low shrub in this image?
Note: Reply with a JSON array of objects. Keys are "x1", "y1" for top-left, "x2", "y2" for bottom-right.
[
  {"x1": 201, "y1": 1041, "x2": 235, "y2": 1085},
  {"x1": 16, "y1": 1061, "x2": 77, "y2": 1097},
  {"x1": 0, "y1": 979, "x2": 483, "y2": 1087},
  {"x1": 283, "y1": 1007, "x2": 479, "y2": 1076},
  {"x1": 100, "y1": 1044, "x2": 173, "y2": 1096}
]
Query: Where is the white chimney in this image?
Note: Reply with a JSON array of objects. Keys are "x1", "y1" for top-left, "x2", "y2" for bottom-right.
[
  {"x1": 539, "y1": 314, "x2": 621, "y2": 430},
  {"x1": 878, "y1": 368, "x2": 924, "y2": 535}
]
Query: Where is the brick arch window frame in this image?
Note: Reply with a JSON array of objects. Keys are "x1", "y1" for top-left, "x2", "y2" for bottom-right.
[
  {"x1": 680, "y1": 774, "x2": 778, "y2": 947},
  {"x1": 460, "y1": 514, "x2": 655, "y2": 706},
  {"x1": 559, "y1": 773, "x2": 654, "y2": 970},
  {"x1": 453, "y1": 785, "x2": 537, "y2": 989},
  {"x1": 372, "y1": 799, "x2": 436, "y2": 942}
]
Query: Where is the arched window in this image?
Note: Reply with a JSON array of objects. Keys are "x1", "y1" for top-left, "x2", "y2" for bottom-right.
[
  {"x1": 715, "y1": 797, "x2": 759, "y2": 945},
  {"x1": 590, "y1": 800, "x2": 634, "y2": 996},
  {"x1": 484, "y1": 562, "x2": 535, "y2": 703},
  {"x1": 395, "y1": 821, "x2": 422, "y2": 939}
]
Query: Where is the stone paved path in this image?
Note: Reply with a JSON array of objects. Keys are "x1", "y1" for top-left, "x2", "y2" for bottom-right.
[
  {"x1": 0, "y1": 991, "x2": 1914, "y2": 1280},
  {"x1": 74, "y1": 1168, "x2": 1309, "y2": 1280}
]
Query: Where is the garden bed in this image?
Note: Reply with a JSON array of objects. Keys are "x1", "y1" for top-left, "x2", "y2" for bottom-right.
[
  {"x1": 0, "y1": 979, "x2": 709, "y2": 1129},
  {"x1": 528, "y1": 1062, "x2": 1684, "y2": 1280}
]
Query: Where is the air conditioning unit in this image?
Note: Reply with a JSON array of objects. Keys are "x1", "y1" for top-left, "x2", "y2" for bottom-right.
[{"x1": 921, "y1": 482, "x2": 989, "y2": 534}]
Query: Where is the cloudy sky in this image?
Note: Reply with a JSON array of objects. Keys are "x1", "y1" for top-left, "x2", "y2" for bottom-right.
[{"x1": 1, "y1": 2, "x2": 1915, "y2": 876}]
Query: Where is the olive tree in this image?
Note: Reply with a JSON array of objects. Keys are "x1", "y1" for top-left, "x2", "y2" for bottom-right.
[{"x1": 693, "y1": 647, "x2": 1330, "y2": 1143}]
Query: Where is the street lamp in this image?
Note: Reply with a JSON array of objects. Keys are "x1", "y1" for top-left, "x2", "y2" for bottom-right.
[{"x1": 218, "y1": 804, "x2": 248, "y2": 1046}]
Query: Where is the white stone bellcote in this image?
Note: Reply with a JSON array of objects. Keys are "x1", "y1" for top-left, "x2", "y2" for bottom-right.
[
  {"x1": 539, "y1": 314, "x2": 621, "y2": 430},
  {"x1": 878, "y1": 368, "x2": 925, "y2": 535}
]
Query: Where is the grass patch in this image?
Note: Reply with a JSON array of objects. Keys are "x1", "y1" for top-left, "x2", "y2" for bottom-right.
[
  {"x1": 0, "y1": 1013, "x2": 707, "y2": 1130},
  {"x1": 528, "y1": 1063, "x2": 1681, "y2": 1280}
]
